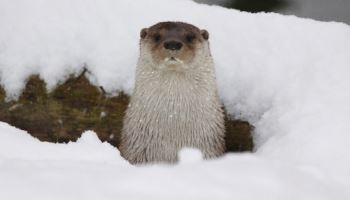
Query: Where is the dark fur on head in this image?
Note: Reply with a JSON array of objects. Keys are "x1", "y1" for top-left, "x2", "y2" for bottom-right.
[{"x1": 139, "y1": 22, "x2": 209, "y2": 67}]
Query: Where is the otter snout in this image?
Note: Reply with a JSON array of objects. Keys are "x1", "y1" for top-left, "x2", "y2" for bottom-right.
[{"x1": 164, "y1": 40, "x2": 183, "y2": 51}]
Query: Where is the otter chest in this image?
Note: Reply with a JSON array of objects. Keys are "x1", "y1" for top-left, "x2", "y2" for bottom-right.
[{"x1": 130, "y1": 72, "x2": 216, "y2": 137}]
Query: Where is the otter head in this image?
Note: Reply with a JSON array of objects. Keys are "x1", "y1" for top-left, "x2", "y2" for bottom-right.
[{"x1": 139, "y1": 21, "x2": 209, "y2": 71}]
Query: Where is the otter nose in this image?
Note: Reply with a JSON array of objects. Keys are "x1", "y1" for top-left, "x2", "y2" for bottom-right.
[{"x1": 164, "y1": 41, "x2": 183, "y2": 50}]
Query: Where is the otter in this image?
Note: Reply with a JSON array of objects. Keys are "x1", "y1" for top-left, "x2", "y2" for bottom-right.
[{"x1": 120, "y1": 22, "x2": 225, "y2": 164}]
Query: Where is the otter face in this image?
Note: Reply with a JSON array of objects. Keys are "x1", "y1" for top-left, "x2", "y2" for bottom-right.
[{"x1": 140, "y1": 22, "x2": 209, "y2": 70}]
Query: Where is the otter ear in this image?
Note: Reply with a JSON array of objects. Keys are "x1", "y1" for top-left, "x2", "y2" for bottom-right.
[
  {"x1": 140, "y1": 28, "x2": 148, "y2": 39},
  {"x1": 200, "y1": 29, "x2": 209, "y2": 40}
]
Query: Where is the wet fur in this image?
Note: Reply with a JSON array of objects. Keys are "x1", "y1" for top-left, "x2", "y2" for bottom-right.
[{"x1": 120, "y1": 22, "x2": 225, "y2": 164}]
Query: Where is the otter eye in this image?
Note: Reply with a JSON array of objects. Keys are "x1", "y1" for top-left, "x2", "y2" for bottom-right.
[
  {"x1": 153, "y1": 34, "x2": 161, "y2": 42},
  {"x1": 186, "y1": 34, "x2": 196, "y2": 43}
]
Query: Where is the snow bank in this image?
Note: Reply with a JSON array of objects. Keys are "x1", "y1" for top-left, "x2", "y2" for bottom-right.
[
  {"x1": 0, "y1": 122, "x2": 127, "y2": 164},
  {"x1": 1, "y1": 0, "x2": 350, "y2": 199},
  {"x1": 0, "y1": 122, "x2": 348, "y2": 200}
]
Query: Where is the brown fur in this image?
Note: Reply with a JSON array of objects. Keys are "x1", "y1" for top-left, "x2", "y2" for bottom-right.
[{"x1": 120, "y1": 22, "x2": 225, "y2": 164}]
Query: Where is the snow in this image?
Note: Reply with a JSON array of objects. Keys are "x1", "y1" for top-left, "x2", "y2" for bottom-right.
[
  {"x1": 0, "y1": 122, "x2": 348, "y2": 199},
  {"x1": 1, "y1": 0, "x2": 350, "y2": 199},
  {"x1": 178, "y1": 148, "x2": 203, "y2": 163}
]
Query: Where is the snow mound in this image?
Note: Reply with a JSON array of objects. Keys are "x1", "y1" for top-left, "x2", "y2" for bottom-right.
[
  {"x1": 179, "y1": 148, "x2": 203, "y2": 163},
  {"x1": 0, "y1": 122, "x2": 127, "y2": 164},
  {"x1": 0, "y1": 122, "x2": 348, "y2": 200}
]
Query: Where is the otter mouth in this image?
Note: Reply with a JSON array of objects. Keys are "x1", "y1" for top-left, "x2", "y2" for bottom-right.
[{"x1": 164, "y1": 57, "x2": 183, "y2": 65}]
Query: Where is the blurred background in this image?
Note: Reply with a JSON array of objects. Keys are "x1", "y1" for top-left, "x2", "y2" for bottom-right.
[{"x1": 194, "y1": 0, "x2": 350, "y2": 24}]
